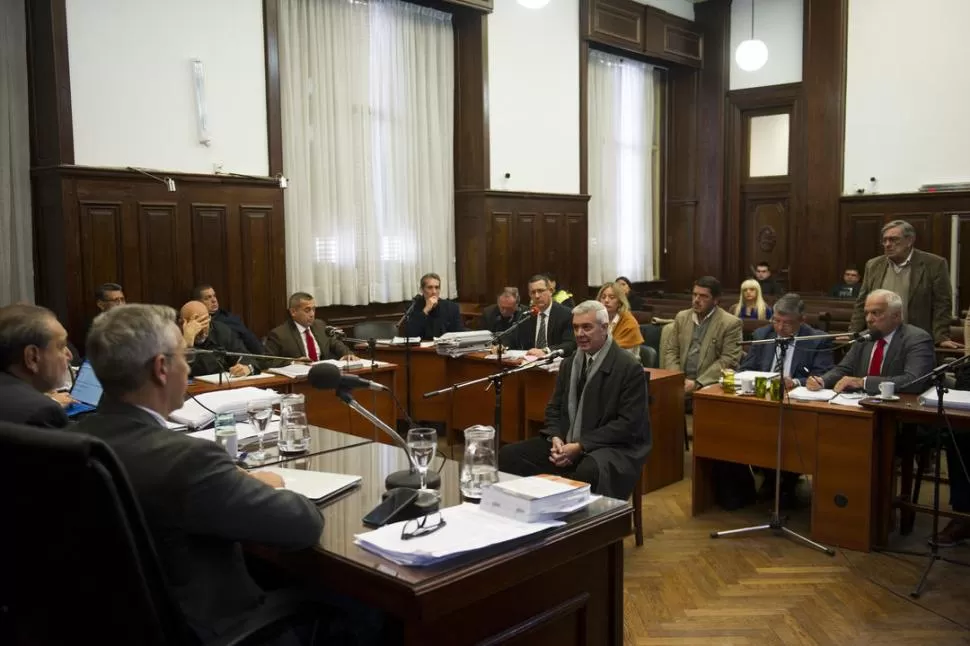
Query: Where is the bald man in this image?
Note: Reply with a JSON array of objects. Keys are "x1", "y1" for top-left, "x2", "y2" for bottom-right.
[{"x1": 179, "y1": 301, "x2": 256, "y2": 378}]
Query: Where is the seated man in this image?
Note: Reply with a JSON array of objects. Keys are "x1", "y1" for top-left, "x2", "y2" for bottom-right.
[
  {"x1": 509, "y1": 274, "x2": 576, "y2": 358},
  {"x1": 754, "y1": 262, "x2": 781, "y2": 298},
  {"x1": 403, "y1": 273, "x2": 464, "y2": 340},
  {"x1": 478, "y1": 287, "x2": 526, "y2": 337},
  {"x1": 77, "y1": 304, "x2": 324, "y2": 640},
  {"x1": 662, "y1": 276, "x2": 743, "y2": 406},
  {"x1": 193, "y1": 283, "x2": 265, "y2": 354},
  {"x1": 95, "y1": 282, "x2": 126, "y2": 313},
  {"x1": 265, "y1": 292, "x2": 358, "y2": 363},
  {"x1": 807, "y1": 289, "x2": 934, "y2": 394},
  {"x1": 0, "y1": 304, "x2": 73, "y2": 428},
  {"x1": 828, "y1": 266, "x2": 862, "y2": 299},
  {"x1": 547, "y1": 272, "x2": 575, "y2": 310},
  {"x1": 498, "y1": 301, "x2": 650, "y2": 499},
  {"x1": 179, "y1": 300, "x2": 256, "y2": 378}
]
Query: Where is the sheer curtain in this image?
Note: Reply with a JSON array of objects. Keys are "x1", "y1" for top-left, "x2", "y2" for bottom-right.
[
  {"x1": 587, "y1": 49, "x2": 655, "y2": 286},
  {"x1": 279, "y1": 0, "x2": 455, "y2": 305},
  {"x1": 0, "y1": 0, "x2": 34, "y2": 304}
]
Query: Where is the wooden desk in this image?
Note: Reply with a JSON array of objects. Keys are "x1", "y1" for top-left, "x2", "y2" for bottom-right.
[
  {"x1": 185, "y1": 364, "x2": 398, "y2": 443},
  {"x1": 521, "y1": 367, "x2": 685, "y2": 494},
  {"x1": 259, "y1": 437, "x2": 631, "y2": 646},
  {"x1": 367, "y1": 345, "x2": 452, "y2": 425},
  {"x1": 692, "y1": 387, "x2": 878, "y2": 552}
]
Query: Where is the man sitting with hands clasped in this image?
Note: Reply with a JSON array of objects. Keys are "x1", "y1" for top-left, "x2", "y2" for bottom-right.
[{"x1": 807, "y1": 289, "x2": 934, "y2": 395}]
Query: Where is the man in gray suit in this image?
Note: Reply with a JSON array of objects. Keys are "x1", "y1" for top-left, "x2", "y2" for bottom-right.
[
  {"x1": 809, "y1": 289, "x2": 934, "y2": 395},
  {"x1": 499, "y1": 300, "x2": 650, "y2": 499},
  {"x1": 849, "y1": 220, "x2": 961, "y2": 349},
  {"x1": 265, "y1": 292, "x2": 359, "y2": 363},
  {"x1": 77, "y1": 304, "x2": 324, "y2": 640}
]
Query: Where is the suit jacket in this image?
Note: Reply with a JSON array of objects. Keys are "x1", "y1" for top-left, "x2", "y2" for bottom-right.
[
  {"x1": 0, "y1": 372, "x2": 69, "y2": 428},
  {"x1": 541, "y1": 341, "x2": 650, "y2": 499},
  {"x1": 821, "y1": 324, "x2": 935, "y2": 394},
  {"x1": 478, "y1": 303, "x2": 528, "y2": 337},
  {"x1": 76, "y1": 401, "x2": 323, "y2": 638},
  {"x1": 190, "y1": 320, "x2": 257, "y2": 377},
  {"x1": 850, "y1": 248, "x2": 953, "y2": 344},
  {"x1": 740, "y1": 323, "x2": 834, "y2": 383},
  {"x1": 264, "y1": 319, "x2": 351, "y2": 363},
  {"x1": 403, "y1": 297, "x2": 464, "y2": 339},
  {"x1": 662, "y1": 308, "x2": 743, "y2": 387},
  {"x1": 211, "y1": 309, "x2": 264, "y2": 355},
  {"x1": 510, "y1": 302, "x2": 577, "y2": 356}
]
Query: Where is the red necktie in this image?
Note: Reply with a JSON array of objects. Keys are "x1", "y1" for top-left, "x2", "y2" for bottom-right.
[
  {"x1": 867, "y1": 338, "x2": 886, "y2": 376},
  {"x1": 304, "y1": 328, "x2": 319, "y2": 362}
]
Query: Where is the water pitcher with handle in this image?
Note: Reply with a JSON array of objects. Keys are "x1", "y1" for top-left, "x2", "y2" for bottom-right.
[{"x1": 460, "y1": 425, "x2": 499, "y2": 501}]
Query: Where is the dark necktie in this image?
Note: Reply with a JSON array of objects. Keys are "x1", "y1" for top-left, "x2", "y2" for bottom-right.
[
  {"x1": 867, "y1": 338, "x2": 886, "y2": 376},
  {"x1": 577, "y1": 356, "x2": 592, "y2": 395},
  {"x1": 536, "y1": 312, "x2": 548, "y2": 349},
  {"x1": 304, "y1": 328, "x2": 319, "y2": 362}
]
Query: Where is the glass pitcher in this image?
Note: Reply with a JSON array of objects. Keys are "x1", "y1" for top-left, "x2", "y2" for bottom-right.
[
  {"x1": 460, "y1": 425, "x2": 499, "y2": 501},
  {"x1": 279, "y1": 394, "x2": 309, "y2": 453}
]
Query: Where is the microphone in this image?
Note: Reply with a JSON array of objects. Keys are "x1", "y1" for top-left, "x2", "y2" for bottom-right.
[
  {"x1": 545, "y1": 348, "x2": 566, "y2": 359},
  {"x1": 853, "y1": 329, "x2": 884, "y2": 343},
  {"x1": 397, "y1": 294, "x2": 422, "y2": 327},
  {"x1": 323, "y1": 325, "x2": 345, "y2": 338},
  {"x1": 308, "y1": 363, "x2": 389, "y2": 392}
]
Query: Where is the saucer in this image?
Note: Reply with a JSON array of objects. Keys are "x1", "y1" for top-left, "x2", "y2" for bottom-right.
[{"x1": 878, "y1": 395, "x2": 900, "y2": 401}]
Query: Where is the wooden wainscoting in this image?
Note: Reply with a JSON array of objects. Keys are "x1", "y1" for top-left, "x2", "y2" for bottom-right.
[
  {"x1": 32, "y1": 166, "x2": 285, "y2": 346},
  {"x1": 455, "y1": 190, "x2": 590, "y2": 304}
]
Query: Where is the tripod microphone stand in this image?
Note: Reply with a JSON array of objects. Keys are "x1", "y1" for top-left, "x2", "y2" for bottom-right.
[
  {"x1": 711, "y1": 335, "x2": 836, "y2": 556},
  {"x1": 873, "y1": 355, "x2": 970, "y2": 598}
]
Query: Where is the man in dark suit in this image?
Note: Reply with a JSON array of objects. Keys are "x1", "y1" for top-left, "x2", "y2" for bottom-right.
[
  {"x1": 828, "y1": 266, "x2": 862, "y2": 299},
  {"x1": 179, "y1": 300, "x2": 257, "y2": 378},
  {"x1": 0, "y1": 304, "x2": 72, "y2": 428},
  {"x1": 754, "y1": 262, "x2": 781, "y2": 298},
  {"x1": 509, "y1": 274, "x2": 576, "y2": 357},
  {"x1": 193, "y1": 283, "x2": 265, "y2": 354},
  {"x1": 809, "y1": 289, "x2": 934, "y2": 395},
  {"x1": 499, "y1": 300, "x2": 650, "y2": 499},
  {"x1": 403, "y1": 272, "x2": 464, "y2": 340},
  {"x1": 849, "y1": 220, "x2": 961, "y2": 349},
  {"x1": 264, "y1": 292, "x2": 358, "y2": 363},
  {"x1": 77, "y1": 304, "x2": 324, "y2": 640},
  {"x1": 740, "y1": 293, "x2": 834, "y2": 388},
  {"x1": 478, "y1": 287, "x2": 527, "y2": 337}
]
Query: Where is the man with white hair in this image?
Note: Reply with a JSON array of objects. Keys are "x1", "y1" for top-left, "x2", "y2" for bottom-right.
[
  {"x1": 498, "y1": 300, "x2": 650, "y2": 499},
  {"x1": 808, "y1": 289, "x2": 934, "y2": 394}
]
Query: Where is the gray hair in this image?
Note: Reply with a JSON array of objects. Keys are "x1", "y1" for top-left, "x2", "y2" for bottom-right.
[
  {"x1": 288, "y1": 292, "x2": 314, "y2": 309},
  {"x1": 86, "y1": 304, "x2": 181, "y2": 394},
  {"x1": 572, "y1": 300, "x2": 609, "y2": 325},
  {"x1": 882, "y1": 220, "x2": 915, "y2": 240},
  {"x1": 0, "y1": 304, "x2": 58, "y2": 371},
  {"x1": 772, "y1": 293, "x2": 805, "y2": 317},
  {"x1": 867, "y1": 289, "x2": 904, "y2": 314},
  {"x1": 498, "y1": 287, "x2": 520, "y2": 304}
]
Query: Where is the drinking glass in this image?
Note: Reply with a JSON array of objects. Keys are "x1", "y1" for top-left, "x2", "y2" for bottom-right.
[
  {"x1": 406, "y1": 427, "x2": 438, "y2": 496},
  {"x1": 246, "y1": 399, "x2": 274, "y2": 461},
  {"x1": 280, "y1": 410, "x2": 309, "y2": 453}
]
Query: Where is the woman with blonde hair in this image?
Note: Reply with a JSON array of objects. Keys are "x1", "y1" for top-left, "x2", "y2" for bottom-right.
[
  {"x1": 597, "y1": 282, "x2": 644, "y2": 350},
  {"x1": 731, "y1": 279, "x2": 772, "y2": 320}
]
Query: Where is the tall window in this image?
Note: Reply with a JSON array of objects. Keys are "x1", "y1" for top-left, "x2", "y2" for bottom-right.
[
  {"x1": 587, "y1": 50, "x2": 662, "y2": 286},
  {"x1": 279, "y1": 0, "x2": 455, "y2": 305}
]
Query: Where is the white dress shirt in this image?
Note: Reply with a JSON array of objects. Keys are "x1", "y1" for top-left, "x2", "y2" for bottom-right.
[{"x1": 534, "y1": 303, "x2": 554, "y2": 349}]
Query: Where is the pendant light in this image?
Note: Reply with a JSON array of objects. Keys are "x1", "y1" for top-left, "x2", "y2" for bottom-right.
[{"x1": 735, "y1": 0, "x2": 768, "y2": 72}]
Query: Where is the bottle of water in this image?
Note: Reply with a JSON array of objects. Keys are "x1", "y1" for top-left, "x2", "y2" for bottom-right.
[{"x1": 460, "y1": 425, "x2": 499, "y2": 501}]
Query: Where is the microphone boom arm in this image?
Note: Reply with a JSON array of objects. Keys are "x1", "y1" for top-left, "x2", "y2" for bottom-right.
[{"x1": 423, "y1": 352, "x2": 563, "y2": 399}]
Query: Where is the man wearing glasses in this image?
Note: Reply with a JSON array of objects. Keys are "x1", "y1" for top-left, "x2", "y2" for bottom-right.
[
  {"x1": 509, "y1": 274, "x2": 576, "y2": 358},
  {"x1": 849, "y1": 220, "x2": 961, "y2": 350}
]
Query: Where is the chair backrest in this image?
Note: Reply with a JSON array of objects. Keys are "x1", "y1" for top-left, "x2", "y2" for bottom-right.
[
  {"x1": 639, "y1": 323, "x2": 662, "y2": 353},
  {"x1": 639, "y1": 345, "x2": 659, "y2": 368},
  {"x1": 353, "y1": 319, "x2": 400, "y2": 340},
  {"x1": 0, "y1": 423, "x2": 198, "y2": 646}
]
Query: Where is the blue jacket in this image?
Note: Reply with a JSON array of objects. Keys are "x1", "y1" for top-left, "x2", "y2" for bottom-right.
[{"x1": 740, "y1": 323, "x2": 834, "y2": 385}]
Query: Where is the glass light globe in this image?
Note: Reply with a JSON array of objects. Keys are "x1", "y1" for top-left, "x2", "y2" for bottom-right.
[
  {"x1": 517, "y1": 0, "x2": 551, "y2": 8},
  {"x1": 735, "y1": 39, "x2": 768, "y2": 72}
]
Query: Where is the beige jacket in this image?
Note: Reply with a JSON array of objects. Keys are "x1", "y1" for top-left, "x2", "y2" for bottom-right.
[{"x1": 661, "y1": 307, "x2": 743, "y2": 387}]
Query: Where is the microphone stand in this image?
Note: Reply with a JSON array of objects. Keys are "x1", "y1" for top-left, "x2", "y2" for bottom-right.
[
  {"x1": 333, "y1": 388, "x2": 441, "y2": 490},
  {"x1": 481, "y1": 310, "x2": 537, "y2": 440},
  {"x1": 398, "y1": 299, "x2": 420, "y2": 423},
  {"x1": 873, "y1": 353, "x2": 970, "y2": 597},
  {"x1": 711, "y1": 335, "x2": 836, "y2": 556}
]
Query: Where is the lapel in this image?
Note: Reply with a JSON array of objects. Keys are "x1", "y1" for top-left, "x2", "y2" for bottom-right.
[
  {"x1": 288, "y1": 320, "x2": 305, "y2": 355},
  {"x1": 907, "y1": 251, "x2": 925, "y2": 303},
  {"x1": 880, "y1": 327, "x2": 904, "y2": 375},
  {"x1": 698, "y1": 310, "x2": 722, "y2": 359},
  {"x1": 582, "y1": 344, "x2": 616, "y2": 425}
]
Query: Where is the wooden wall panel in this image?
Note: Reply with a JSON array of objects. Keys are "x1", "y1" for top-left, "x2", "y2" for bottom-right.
[
  {"x1": 239, "y1": 206, "x2": 280, "y2": 339},
  {"x1": 138, "y1": 203, "x2": 181, "y2": 307},
  {"x1": 744, "y1": 197, "x2": 789, "y2": 279},
  {"x1": 191, "y1": 205, "x2": 230, "y2": 302},
  {"x1": 588, "y1": 0, "x2": 644, "y2": 51},
  {"x1": 78, "y1": 202, "x2": 124, "y2": 310}
]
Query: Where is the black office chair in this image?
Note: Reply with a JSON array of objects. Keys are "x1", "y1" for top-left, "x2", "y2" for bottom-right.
[
  {"x1": 353, "y1": 319, "x2": 399, "y2": 340},
  {"x1": 639, "y1": 323, "x2": 662, "y2": 354},
  {"x1": 639, "y1": 345, "x2": 659, "y2": 368},
  {"x1": 0, "y1": 422, "x2": 318, "y2": 646}
]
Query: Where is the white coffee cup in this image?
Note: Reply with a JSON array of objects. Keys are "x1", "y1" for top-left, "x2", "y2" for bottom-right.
[
  {"x1": 878, "y1": 381, "x2": 895, "y2": 399},
  {"x1": 740, "y1": 375, "x2": 755, "y2": 395}
]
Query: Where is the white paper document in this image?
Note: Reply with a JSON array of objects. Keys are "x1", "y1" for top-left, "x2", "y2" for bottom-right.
[
  {"x1": 484, "y1": 350, "x2": 529, "y2": 361},
  {"x1": 256, "y1": 467, "x2": 362, "y2": 503},
  {"x1": 170, "y1": 387, "x2": 281, "y2": 428},
  {"x1": 787, "y1": 386, "x2": 836, "y2": 402},
  {"x1": 918, "y1": 387, "x2": 970, "y2": 410},
  {"x1": 192, "y1": 372, "x2": 277, "y2": 385},
  {"x1": 829, "y1": 393, "x2": 865, "y2": 407},
  {"x1": 187, "y1": 419, "x2": 280, "y2": 443},
  {"x1": 735, "y1": 370, "x2": 780, "y2": 381},
  {"x1": 354, "y1": 503, "x2": 564, "y2": 567}
]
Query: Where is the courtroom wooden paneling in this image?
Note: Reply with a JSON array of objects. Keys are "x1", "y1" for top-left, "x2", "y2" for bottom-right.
[
  {"x1": 452, "y1": 6, "x2": 489, "y2": 191},
  {"x1": 25, "y1": 0, "x2": 73, "y2": 168},
  {"x1": 643, "y1": 7, "x2": 702, "y2": 67},
  {"x1": 586, "y1": 0, "x2": 645, "y2": 51}
]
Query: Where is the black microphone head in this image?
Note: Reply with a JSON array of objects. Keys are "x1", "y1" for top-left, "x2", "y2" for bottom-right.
[
  {"x1": 861, "y1": 329, "x2": 884, "y2": 342},
  {"x1": 308, "y1": 363, "x2": 342, "y2": 389}
]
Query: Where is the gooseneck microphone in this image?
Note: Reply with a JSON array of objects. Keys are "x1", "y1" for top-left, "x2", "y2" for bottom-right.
[
  {"x1": 853, "y1": 329, "x2": 884, "y2": 343},
  {"x1": 323, "y1": 325, "x2": 345, "y2": 338}
]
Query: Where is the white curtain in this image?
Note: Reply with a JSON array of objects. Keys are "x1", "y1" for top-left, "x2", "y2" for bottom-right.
[
  {"x1": 587, "y1": 49, "x2": 655, "y2": 286},
  {"x1": 0, "y1": 0, "x2": 34, "y2": 304},
  {"x1": 279, "y1": 0, "x2": 456, "y2": 305}
]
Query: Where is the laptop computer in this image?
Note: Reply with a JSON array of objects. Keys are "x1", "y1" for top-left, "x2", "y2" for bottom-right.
[{"x1": 64, "y1": 360, "x2": 103, "y2": 418}]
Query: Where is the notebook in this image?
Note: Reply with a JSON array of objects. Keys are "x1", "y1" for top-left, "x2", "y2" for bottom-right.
[
  {"x1": 65, "y1": 361, "x2": 103, "y2": 417},
  {"x1": 254, "y1": 467, "x2": 362, "y2": 503}
]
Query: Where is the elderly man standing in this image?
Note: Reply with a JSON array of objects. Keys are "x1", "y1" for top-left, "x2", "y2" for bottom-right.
[
  {"x1": 850, "y1": 219, "x2": 961, "y2": 349},
  {"x1": 498, "y1": 300, "x2": 650, "y2": 499}
]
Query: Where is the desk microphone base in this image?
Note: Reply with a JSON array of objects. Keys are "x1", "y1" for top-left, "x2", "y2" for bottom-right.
[{"x1": 385, "y1": 469, "x2": 442, "y2": 491}]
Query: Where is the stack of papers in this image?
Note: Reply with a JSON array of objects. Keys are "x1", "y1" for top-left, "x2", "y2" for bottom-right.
[
  {"x1": 735, "y1": 370, "x2": 780, "y2": 381},
  {"x1": 267, "y1": 358, "x2": 378, "y2": 379},
  {"x1": 918, "y1": 387, "x2": 970, "y2": 410},
  {"x1": 434, "y1": 330, "x2": 494, "y2": 357},
  {"x1": 354, "y1": 503, "x2": 564, "y2": 567},
  {"x1": 787, "y1": 386, "x2": 836, "y2": 401},
  {"x1": 379, "y1": 337, "x2": 422, "y2": 346},
  {"x1": 480, "y1": 474, "x2": 592, "y2": 523},
  {"x1": 193, "y1": 372, "x2": 277, "y2": 385},
  {"x1": 170, "y1": 387, "x2": 281, "y2": 428}
]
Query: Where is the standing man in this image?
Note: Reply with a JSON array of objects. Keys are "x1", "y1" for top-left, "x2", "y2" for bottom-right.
[
  {"x1": 850, "y1": 220, "x2": 961, "y2": 349},
  {"x1": 265, "y1": 292, "x2": 358, "y2": 362},
  {"x1": 403, "y1": 273, "x2": 464, "y2": 340},
  {"x1": 179, "y1": 301, "x2": 256, "y2": 377},
  {"x1": 498, "y1": 301, "x2": 649, "y2": 499},
  {"x1": 662, "y1": 276, "x2": 742, "y2": 405},
  {"x1": 510, "y1": 274, "x2": 576, "y2": 358},
  {"x1": 192, "y1": 284, "x2": 264, "y2": 354},
  {"x1": 478, "y1": 287, "x2": 526, "y2": 336}
]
